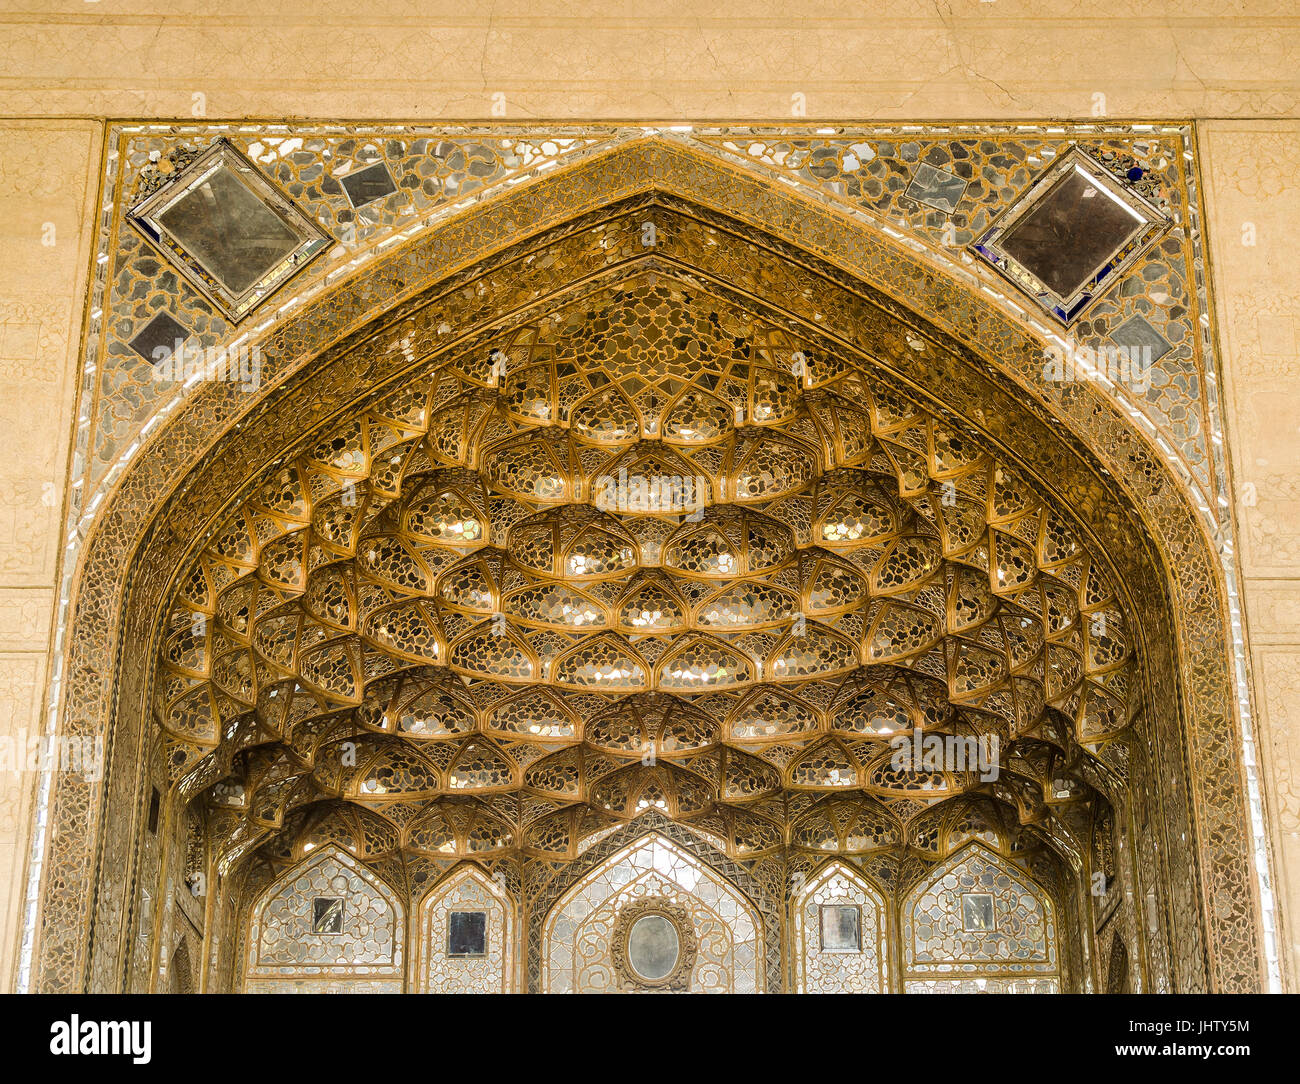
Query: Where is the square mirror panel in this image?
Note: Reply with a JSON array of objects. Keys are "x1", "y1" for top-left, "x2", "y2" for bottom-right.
[
  {"x1": 311, "y1": 896, "x2": 344, "y2": 935},
  {"x1": 819, "y1": 904, "x2": 862, "y2": 953},
  {"x1": 128, "y1": 310, "x2": 190, "y2": 366},
  {"x1": 970, "y1": 147, "x2": 1169, "y2": 325},
  {"x1": 961, "y1": 892, "x2": 997, "y2": 933},
  {"x1": 340, "y1": 161, "x2": 399, "y2": 209},
  {"x1": 447, "y1": 910, "x2": 488, "y2": 957},
  {"x1": 127, "y1": 138, "x2": 330, "y2": 322}
]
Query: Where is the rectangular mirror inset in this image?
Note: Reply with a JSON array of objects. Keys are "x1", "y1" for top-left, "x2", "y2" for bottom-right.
[{"x1": 447, "y1": 910, "x2": 488, "y2": 956}]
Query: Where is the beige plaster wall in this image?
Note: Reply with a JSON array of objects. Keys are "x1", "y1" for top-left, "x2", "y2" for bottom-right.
[
  {"x1": 1202, "y1": 120, "x2": 1300, "y2": 992},
  {"x1": 0, "y1": 2, "x2": 1297, "y2": 991},
  {"x1": 0, "y1": 119, "x2": 100, "y2": 994},
  {"x1": 1, "y1": 1, "x2": 1300, "y2": 121}
]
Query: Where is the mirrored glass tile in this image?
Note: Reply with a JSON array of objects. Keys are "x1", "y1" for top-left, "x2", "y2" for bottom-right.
[
  {"x1": 127, "y1": 138, "x2": 330, "y2": 322},
  {"x1": 961, "y1": 892, "x2": 996, "y2": 932},
  {"x1": 447, "y1": 910, "x2": 487, "y2": 956},
  {"x1": 905, "y1": 162, "x2": 967, "y2": 214},
  {"x1": 819, "y1": 903, "x2": 862, "y2": 952},
  {"x1": 999, "y1": 168, "x2": 1143, "y2": 299},
  {"x1": 340, "y1": 162, "x2": 398, "y2": 209},
  {"x1": 156, "y1": 167, "x2": 299, "y2": 295},
  {"x1": 311, "y1": 896, "x2": 344, "y2": 934},
  {"x1": 1110, "y1": 312, "x2": 1174, "y2": 364},
  {"x1": 970, "y1": 148, "x2": 1169, "y2": 324},
  {"x1": 129, "y1": 311, "x2": 189, "y2": 365}
]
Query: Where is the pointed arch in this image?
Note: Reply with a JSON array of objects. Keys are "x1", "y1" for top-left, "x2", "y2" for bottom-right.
[
  {"x1": 417, "y1": 864, "x2": 517, "y2": 994},
  {"x1": 36, "y1": 135, "x2": 1259, "y2": 996},
  {"x1": 900, "y1": 841, "x2": 1059, "y2": 994},
  {"x1": 792, "y1": 860, "x2": 890, "y2": 993},
  {"x1": 539, "y1": 831, "x2": 764, "y2": 994},
  {"x1": 243, "y1": 844, "x2": 405, "y2": 993}
]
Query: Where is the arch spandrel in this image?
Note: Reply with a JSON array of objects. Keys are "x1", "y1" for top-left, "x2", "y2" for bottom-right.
[{"x1": 38, "y1": 137, "x2": 1253, "y2": 994}]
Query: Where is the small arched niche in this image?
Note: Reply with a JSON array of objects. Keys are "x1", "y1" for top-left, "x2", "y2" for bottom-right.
[
  {"x1": 541, "y1": 832, "x2": 763, "y2": 993},
  {"x1": 901, "y1": 842, "x2": 1060, "y2": 994},
  {"x1": 243, "y1": 844, "x2": 404, "y2": 993},
  {"x1": 791, "y1": 861, "x2": 889, "y2": 993},
  {"x1": 417, "y1": 864, "x2": 517, "y2": 993}
]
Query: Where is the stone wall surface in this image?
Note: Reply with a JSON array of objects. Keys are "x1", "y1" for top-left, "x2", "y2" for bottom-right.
[
  {"x1": 2, "y1": 2, "x2": 1300, "y2": 120},
  {"x1": 1202, "y1": 119, "x2": 1300, "y2": 992}
]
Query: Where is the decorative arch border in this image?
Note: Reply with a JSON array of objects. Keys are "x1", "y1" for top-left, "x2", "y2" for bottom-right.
[
  {"x1": 527, "y1": 815, "x2": 780, "y2": 994},
  {"x1": 26, "y1": 136, "x2": 1259, "y2": 993}
]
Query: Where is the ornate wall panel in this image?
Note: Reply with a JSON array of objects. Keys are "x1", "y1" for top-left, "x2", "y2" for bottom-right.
[
  {"x1": 417, "y1": 865, "x2": 516, "y2": 994},
  {"x1": 22, "y1": 128, "x2": 1269, "y2": 995},
  {"x1": 243, "y1": 845, "x2": 404, "y2": 993},
  {"x1": 901, "y1": 843, "x2": 1059, "y2": 992},
  {"x1": 904, "y1": 977, "x2": 1061, "y2": 994},
  {"x1": 792, "y1": 861, "x2": 889, "y2": 994}
]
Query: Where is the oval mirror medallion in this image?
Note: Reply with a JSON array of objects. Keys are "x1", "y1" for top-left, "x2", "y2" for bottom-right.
[
  {"x1": 627, "y1": 913, "x2": 680, "y2": 981},
  {"x1": 611, "y1": 897, "x2": 698, "y2": 990}
]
